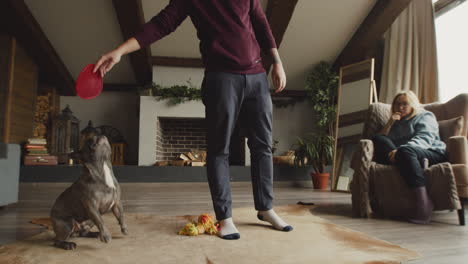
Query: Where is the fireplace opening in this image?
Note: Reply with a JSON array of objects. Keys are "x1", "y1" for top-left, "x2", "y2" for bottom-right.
[{"x1": 155, "y1": 117, "x2": 245, "y2": 165}]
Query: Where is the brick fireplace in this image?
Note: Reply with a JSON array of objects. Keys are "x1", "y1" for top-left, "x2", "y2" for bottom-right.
[
  {"x1": 155, "y1": 117, "x2": 207, "y2": 161},
  {"x1": 139, "y1": 96, "x2": 249, "y2": 166},
  {"x1": 155, "y1": 117, "x2": 246, "y2": 164}
]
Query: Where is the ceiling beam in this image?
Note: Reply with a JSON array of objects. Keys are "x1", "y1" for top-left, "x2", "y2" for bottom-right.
[
  {"x1": 333, "y1": 0, "x2": 414, "y2": 69},
  {"x1": 152, "y1": 56, "x2": 204, "y2": 68},
  {"x1": 264, "y1": 0, "x2": 299, "y2": 73},
  {"x1": 0, "y1": 0, "x2": 75, "y2": 96},
  {"x1": 434, "y1": 0, "x2": 466, "y2": 17},
  {"x1": 113, "y1": 0, "x2": 152, "y2": 85}
]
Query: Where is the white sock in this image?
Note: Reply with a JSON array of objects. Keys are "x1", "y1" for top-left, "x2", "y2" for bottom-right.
[
  {"x1": 257, "y1": 209, "x2": 293, "y2": 232},
  {"x1": 218, "y1": 218, "x2": 240, "y2": 240}
]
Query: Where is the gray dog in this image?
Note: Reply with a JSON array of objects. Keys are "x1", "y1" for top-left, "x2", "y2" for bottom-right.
[{"x1": 50, "y1": 135, "x2": 128, "y2": 250}]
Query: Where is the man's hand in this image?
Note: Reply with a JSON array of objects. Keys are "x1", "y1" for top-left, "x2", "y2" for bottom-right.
[
  {"x1": 388, "y1": 149, "x2": 397, "y2": 163},
  {"x1": 268, "y1": 48, "x2": 286, "y2": 93},
  {"x1": 93, "y1": 49, "x2": 122, "y2": 78},
  {"x1": 92, "y1": 38, "x2": 141, "y2": 78},
  {"x1": 272, "y1": 62, "x2": 286, "y2": 94}
]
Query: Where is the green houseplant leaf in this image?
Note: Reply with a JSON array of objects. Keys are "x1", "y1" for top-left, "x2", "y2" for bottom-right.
[{"x1": 294, "y1": 61, "x2": 338, "y2": 174}]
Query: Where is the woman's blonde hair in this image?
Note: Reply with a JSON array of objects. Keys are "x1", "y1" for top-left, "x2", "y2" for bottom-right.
[{"x1": 391, "y1": 90, "x2": 421, "y2": 119}]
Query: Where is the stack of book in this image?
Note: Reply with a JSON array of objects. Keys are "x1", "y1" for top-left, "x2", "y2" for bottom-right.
[
  {"x1": 25, "y1": 138, "x2": 48, "y2": 155},
  {"x1": 23, "y1": 138, "x2": 58, "y2": 165}
]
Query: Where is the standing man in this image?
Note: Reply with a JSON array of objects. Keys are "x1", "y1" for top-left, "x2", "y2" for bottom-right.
[{"x1": 94, "y1": 0, "x2": 292, "y2": 240}]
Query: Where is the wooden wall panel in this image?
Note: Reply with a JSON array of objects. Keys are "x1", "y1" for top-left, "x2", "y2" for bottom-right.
[
  {"x1": 9, "y1": 43, "x2": 37, "y2": 144},
  {"x1": 0, "y1": 36, "x2": 38, "y2": 144},
  {"x1": 0, "y1": 35, "x2": 13, "y2": 141}
]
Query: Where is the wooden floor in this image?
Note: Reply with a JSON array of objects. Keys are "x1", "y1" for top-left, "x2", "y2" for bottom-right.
[{"x1": 1, "y1": 182, "x2": 467, "y2": 264}]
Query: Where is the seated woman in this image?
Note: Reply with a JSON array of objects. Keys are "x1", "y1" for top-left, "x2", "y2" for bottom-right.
[{"x1": 372, "y1": 91, "x2": 447, "y2": 224}]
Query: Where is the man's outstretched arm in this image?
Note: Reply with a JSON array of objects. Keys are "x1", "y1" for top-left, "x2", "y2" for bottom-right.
[
  {"x1": 93, "y1": 38, "x2": 140, "y2": 77},
  {"x1": 94, "y1": 0, "x2": 188, "y2": 77}
]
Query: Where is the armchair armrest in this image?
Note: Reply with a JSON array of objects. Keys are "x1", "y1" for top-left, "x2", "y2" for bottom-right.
[
  {"x1": 352, "y1": 139, "x2": 374, "y2": 168},
  {"x1": 447, "y1": 136, "x2": 468, "y2": 165},
  {"x1": 350, "y1": 139, "x2": 374, "y2": 218}
]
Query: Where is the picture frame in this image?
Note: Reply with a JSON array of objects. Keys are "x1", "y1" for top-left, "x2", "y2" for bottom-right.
[
  {"x1": 334, "y1": 139, "x2": 359, "y2": 191},
  {"x1": 336, "y1": 176, "x2": 350, "y2": 191}
]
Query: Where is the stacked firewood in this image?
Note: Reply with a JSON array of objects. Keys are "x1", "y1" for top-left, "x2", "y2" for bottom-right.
[
  {"x1": 155, "y1": 149, "x2": 207, "y2": 166},
  {"x1": 272, "y1": 150, "x2": 296, "y2": 166},
  {"x1": 33, "y1": 93, "x2": 53, "y2": 138}
]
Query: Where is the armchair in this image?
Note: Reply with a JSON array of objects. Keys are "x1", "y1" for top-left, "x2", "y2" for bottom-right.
[{"x1": 351, "y1": 93, "x2": 468, "y2": 225}]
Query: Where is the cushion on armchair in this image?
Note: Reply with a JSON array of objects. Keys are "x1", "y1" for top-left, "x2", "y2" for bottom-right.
[
  {"x1": 438, "y1": 116, "x2": 464, "y2": 144},
  {"x1": 362, "y1": 103, "x2": 392, "y2": 139}
]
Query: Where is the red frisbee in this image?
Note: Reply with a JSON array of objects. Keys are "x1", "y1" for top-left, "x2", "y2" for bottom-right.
[{"x1": 76, "y1": 64, "x2": 103, "y2": 99}]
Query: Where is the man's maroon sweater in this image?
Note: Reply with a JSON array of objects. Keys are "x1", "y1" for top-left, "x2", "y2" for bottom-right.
[{"x1": 134, "y1": 0, "x2": 276, "y2": 74}]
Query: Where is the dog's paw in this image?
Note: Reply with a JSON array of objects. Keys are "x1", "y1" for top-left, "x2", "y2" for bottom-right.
[
  {"x1": 100, "y1": 231, "x2": 112, "y2": 243},
  {"x1": 54, "y1": 241, "x2": 77, "y2": 250},
  {"x1": 121, "y1": 226, "x2": 129, "y2": 235}
]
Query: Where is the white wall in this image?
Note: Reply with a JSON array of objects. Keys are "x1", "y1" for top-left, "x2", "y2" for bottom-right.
[
  {"x1": 138, "y1": 97, "x2": 316, "y2": 165},
  {"x1": 153, "y1": 66, "x2": 205, "y2": 87},
  {"x1": 146, "y1": 66, "x2": 316, "y2": 163},
  {"x1": 60, "y1": 67, "x2": 318, "y2": 166},
  {"x1": 60, "y1": 91, "x2": 139, "y2": 164},
  {"x1": 272, "y1": 101, "x2": 316, "y2": 155}
]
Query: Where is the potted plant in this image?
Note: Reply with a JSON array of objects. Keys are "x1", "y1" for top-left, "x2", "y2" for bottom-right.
[
  {"x1": 305, "y1": 61, "x2": 339, "y2": 138},
  {"x1": 294, "y1": 132, "x2": 334, "y2": 189},
  {"x1": 297, "y1": 61, "x2": 338, "y2": 189}
]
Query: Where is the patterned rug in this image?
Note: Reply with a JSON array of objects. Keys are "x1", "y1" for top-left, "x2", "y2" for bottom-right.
[{"x1": 0, "y1": 205, "x2": 420, "y2": 264}]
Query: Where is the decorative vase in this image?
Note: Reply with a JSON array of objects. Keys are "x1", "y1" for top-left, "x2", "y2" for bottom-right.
[{"x1": 311, "y1": 172, "x2": 329, "y2": 190}]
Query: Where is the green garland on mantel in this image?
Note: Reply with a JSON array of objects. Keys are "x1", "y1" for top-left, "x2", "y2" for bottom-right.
[
  {"x1": 139, "y1": 81, "x2": 201, "y2": 106},
  {"x1": 140, "y1": 82, "x2": 303, "y2": 108},
  {"x1": 153, "y1": 84, "x2": 202, "y2": 105}
]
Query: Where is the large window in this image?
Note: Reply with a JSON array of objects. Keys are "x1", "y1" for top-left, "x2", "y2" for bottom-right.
[{"x1": 434, "y1": 1, "x2": 468, "y2": 102}]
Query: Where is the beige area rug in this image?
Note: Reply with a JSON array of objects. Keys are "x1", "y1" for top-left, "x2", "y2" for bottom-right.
[{"x1": 0, "y1": 205, "x2": 420, "y2": 264}]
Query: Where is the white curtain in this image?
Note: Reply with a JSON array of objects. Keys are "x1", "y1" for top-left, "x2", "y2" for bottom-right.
[{"x1": 380, "y1": 0, "x2": 439, "y2": 104}]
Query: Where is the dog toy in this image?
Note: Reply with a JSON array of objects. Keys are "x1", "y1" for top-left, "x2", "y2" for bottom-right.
[
  {"x1": 178, "y1": 213, "x2": 218, "y2": 236},
  {"x1": 178, "y1": 223, "x2": 199, "y2": 236}
]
